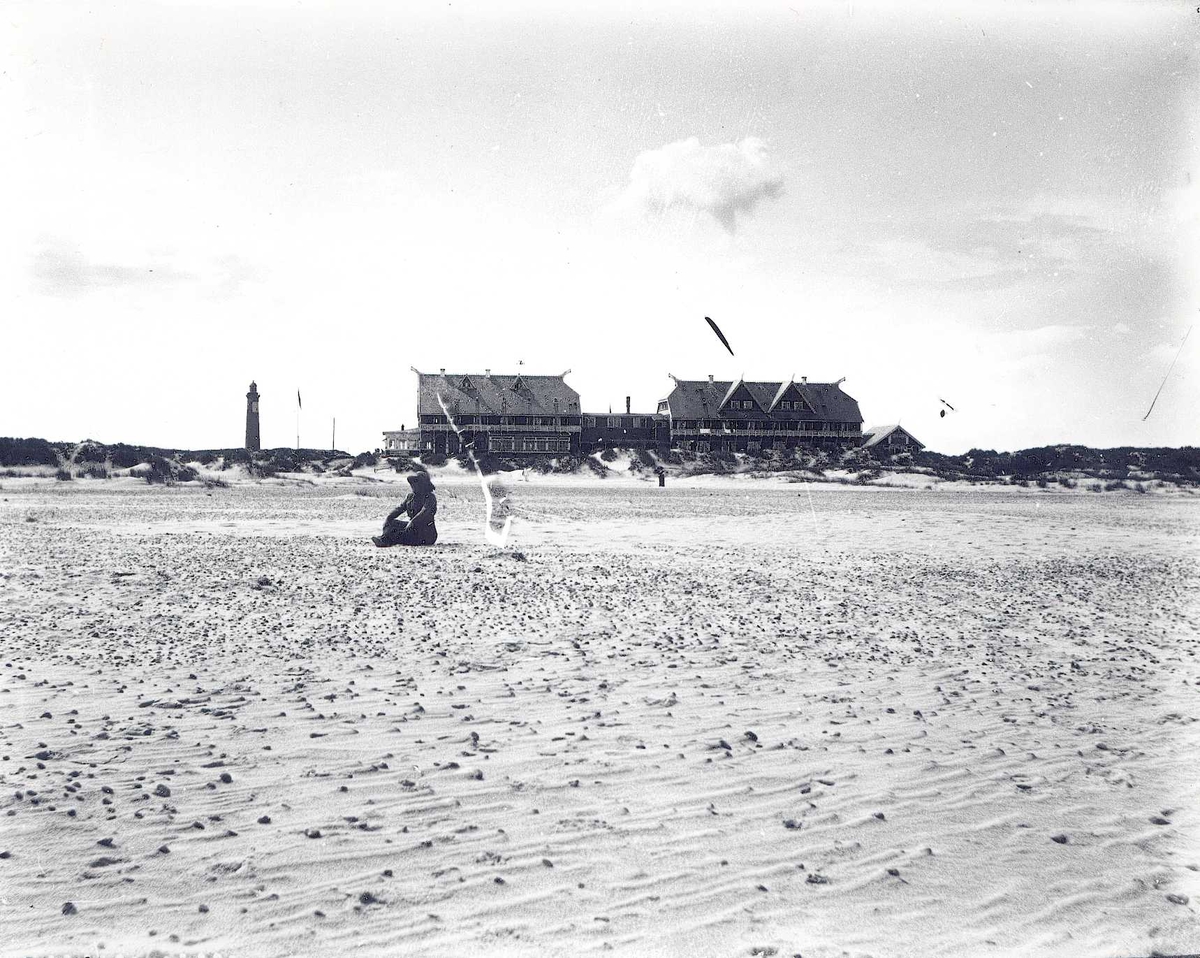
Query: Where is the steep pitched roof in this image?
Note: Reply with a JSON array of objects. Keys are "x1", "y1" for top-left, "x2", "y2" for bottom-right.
[
  {"x1": 659, "y1": 378, "x2": 728, "y2": 418},
  {"x1": 662, "y1": 378, "x2": 863, "y2": 423},
  {"x1": 767, "y1": 380, "x2": 793, "y2": 412},
  {"x1": 795, "y1": 382, "x2": 863, "y2": 423},
  {"x1": 417, "y1": 372, "x2": 580, "y2": 417},
  {"x1": 862, "y1": 424, "x2": 924, "y2": 449},
  {"x1": 719, "y1": 378, "x2": 778, "y2": 411}
]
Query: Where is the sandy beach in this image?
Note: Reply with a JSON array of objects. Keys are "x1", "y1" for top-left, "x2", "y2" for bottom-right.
[{"x1": 2, "y1": 474, "x2": 1198, "y2": 958}]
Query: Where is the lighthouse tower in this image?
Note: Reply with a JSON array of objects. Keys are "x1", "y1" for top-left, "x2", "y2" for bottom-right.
[{"x1": 245, "y1": 382, "x2": 261, "y2": 451}]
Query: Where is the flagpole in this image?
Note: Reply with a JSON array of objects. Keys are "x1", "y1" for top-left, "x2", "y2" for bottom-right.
[{"x1": 332, "y1": 417, "x2": 336, "y2": 453}]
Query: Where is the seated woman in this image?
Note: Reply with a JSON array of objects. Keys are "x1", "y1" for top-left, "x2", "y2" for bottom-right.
[{"x1": 373, "y1": 472, "x2": 438, "y2": 547}]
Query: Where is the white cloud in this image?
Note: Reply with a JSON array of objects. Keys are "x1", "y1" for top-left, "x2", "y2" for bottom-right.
[
  {"x1": 605, "y1": 137, "x2": 784, "y2": 233},
  {"x1": 28, "y1": 238, "x2": 262, "y2": 300}
]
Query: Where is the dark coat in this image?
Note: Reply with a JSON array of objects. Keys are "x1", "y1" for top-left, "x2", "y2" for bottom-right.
[{"x1": 385, "y1": 491, "x2": 438, "y2": 545}]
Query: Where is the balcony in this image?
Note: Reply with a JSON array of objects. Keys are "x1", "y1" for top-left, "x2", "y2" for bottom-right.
[
  {"x1": 421, "y1": 422, "x2": 581, "y2": 434},
  {"x1": 674, "y1": 425, "x2": 860, "y2": 437}
]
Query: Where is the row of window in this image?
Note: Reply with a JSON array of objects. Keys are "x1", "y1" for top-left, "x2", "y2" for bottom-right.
[
  {"x1": 421, "y1": 414, "x2": 673, "y2": 430},
  {"x1": 414, "y1": 415, "x2": 856, "y2": 433},
  {"x1": 728, "y1": 399, "x2": 807, "y2": 412},
  {"x1": 420, "y1": 415, "x2": 583, "y2": 427},
  {"x1": 681, "y1": 437, "x2": 851, "y2": 452},
  {"x1": 420, "y1": 437, "x2": 571, "y2": 453},
  {"x1": 674, "y1": 420, "x2": 859, "y2": 432},
  {"x1": 444, "y1": 397, "x2": 579, "y2": 415},
  {"x1": 489, "y1": 437, "x2": 572, "y2": 453},
  {"x1": 582, "y1": 416, "x2": 665, "y2": 430}
]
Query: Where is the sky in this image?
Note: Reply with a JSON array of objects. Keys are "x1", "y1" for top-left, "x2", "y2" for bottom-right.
[{"x1": 2, "y1": 0, "x2": 1197, "y2": 455}]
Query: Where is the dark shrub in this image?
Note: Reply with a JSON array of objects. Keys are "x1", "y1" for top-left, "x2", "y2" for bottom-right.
[
  {"x1": 144, "y1": 456, "x2": 173, "y2": 484},
  {"x1": 421, "y1": 452, "x2": 447, "y2": 467},
  {"x1": 250, "y1": 453, "x2": 298, "y2": 477},
  {"x1": 143, "y1": 456, "x2": 196, "y2": 484},
  {"x1": 549, "y1": 455, "x2": 584, "y2": 474},
  {"x1": 352, "y1": 452, "x2": 378, "y2": 469},
  {"x1": 54, "y1": 468, "x2": 73, "y2": 481},
  {"x1": 107, "y1": 444, "x2": 145, "y2": 469},
  {"x1": 689, "y1": 452, "x2": 730, "y2": 475},
  {"x1": 600, "y1": 448, "x2": 618, "y2": 462},
  {"x1": 75, "y1": 442, "x2": 108, "y2": 464},
  {"x1": 81, "y1": 464, "x2": 109, "y2": 479},
  {"x1": 841, "y1": 446, "x2": 877, "y2": 468},
  {"x1": 210, "y1": 448, "x2": 250, "y2": 471},
  {"x1": 470, "y1": 453, "x2": 509, "y2": 475},
  {"x1": 1011, "y1": 451, "x2": 1048, "y2": 478},
  {"x1": 0, "y1": 437, "x2": 59, "y2": 467}
]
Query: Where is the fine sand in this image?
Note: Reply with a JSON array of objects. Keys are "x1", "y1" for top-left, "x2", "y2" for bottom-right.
[{"x1": 2, "y1": 474, "x2": 1198, "y2": 958}]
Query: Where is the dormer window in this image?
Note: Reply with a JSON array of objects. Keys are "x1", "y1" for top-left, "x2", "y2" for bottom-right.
[
  {"x1": 459, "y1": 376, "x2": 472, "y2": 390},
  {"x1": 512, "y1": 375, "x2": 525, "y2": 392},
  {"x1": 553, "y1": 398, "x2": 560, "y2": 413},
  {"x1": 500, "y1": 398, "x2": 507, "y2": 413}
]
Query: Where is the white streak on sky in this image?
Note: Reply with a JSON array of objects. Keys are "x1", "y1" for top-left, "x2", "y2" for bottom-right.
[{"x1": 435, "y1": 391, "x2": 513, "y2": 548}]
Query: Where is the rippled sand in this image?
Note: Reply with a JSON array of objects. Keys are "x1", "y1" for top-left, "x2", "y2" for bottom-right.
[{"x1": 2, "y1": 476, "x2": 1198, "y2": 957}]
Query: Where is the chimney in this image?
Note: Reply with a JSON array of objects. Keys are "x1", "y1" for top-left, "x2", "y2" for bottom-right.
[
  {"x1": 439, "y1": 368, "x2": 446, "y2": 376},
  {"x1": 708, "y1": 374, "x2": 714, "y2": 383},
  {"x1": 800, "y1": 376, "x2": 807, "y2": 384},
  {"x1": 485, "y1": 368, "x2": 491, "y2": 377},
  {"x1": 625, "y1": 396, "x2": 631, "y2": 414}
]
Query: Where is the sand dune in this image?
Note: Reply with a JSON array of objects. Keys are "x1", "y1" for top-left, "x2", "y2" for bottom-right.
[{"x1": 1, "y1": 478, "x2": 1198, "y2": 957}]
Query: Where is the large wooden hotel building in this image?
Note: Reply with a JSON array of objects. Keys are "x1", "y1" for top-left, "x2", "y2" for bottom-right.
[{"x1": 383, "y1": 369, "x2": 863, "y2": 457}]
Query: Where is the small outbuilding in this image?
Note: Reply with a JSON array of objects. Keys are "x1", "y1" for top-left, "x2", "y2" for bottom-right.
[
  {"x1": 382, "y1": 428, "x2": 422, "y2": 455},
  {"x1": 861, "y1": 424, "x2": 925, "y2": 454}
]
